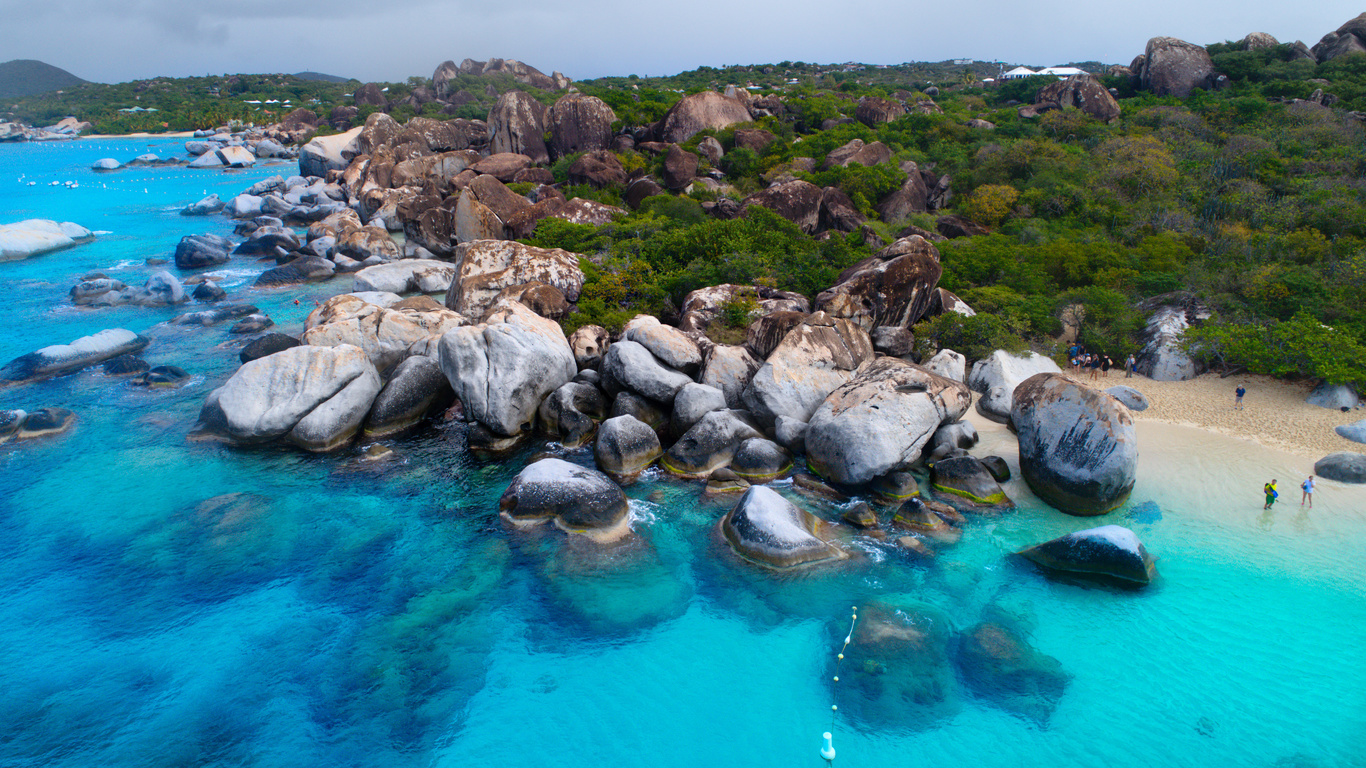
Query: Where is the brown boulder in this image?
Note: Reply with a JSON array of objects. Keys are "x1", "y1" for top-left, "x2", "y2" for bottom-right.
[
  {"x1": 493, "y1": 281, "x2": 571, "y2": 320},
  {"x1": 352, "y1": 83, "x2": 387, "y2": 108},
  {"x1": 432, "y1": 60, "x2": 460, "y2": 99},
  {"x1": 454, "y1": 189, "x2": 504, "y2": 243},
  {"x1": 855, "y1": 96, "x2": 906, "y2": 127},
  {"x1": 487, "y1": 91, "x2": 549, "y2": 164},
  {"x1": 548, "y1": 93, "x2": 617, "y2": 159},
  {"x1": 936, "y1": 215, "x2": 989, "y2": 239},
  {"x1": 1140, "y1": 37, "x2": 1215, "y2": 98},
  {"x1": 733, "y1": 128, "x2": 778, "y2": 153},
  {"x1": 876, "y1": 162, "x2": 930, "y2": 222},
  {"x1": 1313, "y1": 13, "x2": 1366, "y2": 62},
  {"x1": 819, "y1": 187, "x2": 865, "y2": 233},
  {"x1": 468, "y1": 174, "x2": 533, "y2": 224},
  {"x1": 551, "y1": 198, "x2": 625, "y2": 226},
  {"x1": 624, "y1": 177, "x2": 665, "y2": 209},
  {"x1": 567, "y1": 150, "x2": 628, "y2": 188},
  {"x1": 445, "y1": 240, "x2": 585, "y2": 317},
  {"x1": 823, "y1": 138, "x2": 892, "y2": 169},
  {"x1": 1036, "y1": 75, "x2": 1121, "y2": 122},
  {"x1": 471, "y1": 152, "x2": 532, "y2": 182},
  {"x1": 740, "y1": 180, "x2": 822, "y2": 234},
  {"x1": 356, "y1": 112, "x2": 402, "y2": 155},
  {"x1": 745, "y1": 310, "x2": 808, "y2": 360},
  {"x1": 503, "y1": 197, "x2": 566, "y2": 240},
  {"x1": 678, "y1": 284, "x2": 809, "y2": 334},
  {"x1": 658, "y1": 90, "x2": 752, "y2": 144},
  {"x1": 662, "y1": 144, "x2": 700, "y2": 190},
  {"x1": 814, "y1": 235, "x2": 942, "y2": 330},
  {"x1": 513, "y1": 168, "x2": 554, "y2": 185}
]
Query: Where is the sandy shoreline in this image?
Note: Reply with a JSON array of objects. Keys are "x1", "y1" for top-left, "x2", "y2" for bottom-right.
[
  {"x1": 81, "y1": 132, "x2": 196, "y2": 140},
  {"x1": 1059, "y1": 369, "x2": 1365, "y2": 460}
]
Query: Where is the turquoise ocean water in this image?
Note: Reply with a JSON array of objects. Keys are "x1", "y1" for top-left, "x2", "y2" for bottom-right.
[{"x1": 1, "y1": 138, "x2": 1363, "y2": 768}]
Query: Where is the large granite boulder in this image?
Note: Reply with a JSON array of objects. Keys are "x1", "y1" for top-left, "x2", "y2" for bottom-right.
[
  {"x1": 924, "y1": 349, "x2": 966, "y2": 383},
  {"x1": 824, "y1": 138, "x2": 893, "y2": 169},
  {"x1": 498, "y1": 458, "x2": 631, "y2": 541},
  {"x1": 594, "y1": 414, "x2": 663, "y2": 481},
  {"x1": 0, "y1": 219, "x2": 94, "y2": 261},
  {"x1": 537, "y1": 380, "x2": 607, "y2": 447},
  {"x1": 622, "y1": 315, "x2": 702, "y2": 374},
  {"x1": 487, "y1": 91, "x2": 549, "y2": 165},
  {"x1": 740, "y1": 180, "x2": 822, "y2": 234},
  {"x1": 719, "y1": 485, "x2": 843, "y2": 568},
  {"x1": 1018, "y1": 525, "x2": 1156, "y2": 584},
  {"x1": 437, "y1": 299, "x2": 576, "y2": 436},
  {"x1": 929, "y1": 456, "x2": 1012, "y2": 511},
  {"x1": 303, "y1": 294, "x2": 466, "y2": 370},
  {"x1": 1139, "y1": 37, "x2": 1215, "y2": 98},
  {"x1": 855, "y1": 96, "x2": 906, "y2": 127},
  {"x1": 601, "y1": 340, "x2": 693, "y2": 405},
  {"x1": 353, "y1": 259, "x2": 456, "y2": 295},
  {"x1": 568, "y1": 325, "x2": 609, "y2": 370},
  {"x1": 658, "y1": 90, "x2": 752, "y2": 144},
  {"x1": 1136, "y1": 304, "x2": 1205, "y2": 381},
  {"x1": 254, "y1": 256, "x2": 336, "y2": 287},
  {"x1": 662, "y1": 409, "x2": 763, "y2": 478},
  {"x1": 741, "y1": 312, "x2": 874, "y2": 428},
  {"x1": 814, "y1": 235, "x2": 942, "y2": 330},
  {"x1": 197, "y1": 344, "x2": 381, "y2": 451},
  {"x1": 1012, "y1": 373, "x2": 1137, "y2": 515},
  {"x1": 1036, "y1": 75, "x2": 1121, "y2": 122},
  {"x1": 671, "y1": 382, "x2": 728, "y2": 437},
  {"x1": 1105, "y1": 385, "x2": 1149, "y2": 411},
  {"x1": 1314, "y1": 452, "x2": 1366, "y2": 483},
  {"x1": 729, "y1": 437, "x2": 792, "y2": 482},
  {"x1": 968, "y1": 351, "x2": 1062, "y2": 422},
  {"x1": 662, "y1": 144, "x2": 700, "y2": 190},
  {"x1": 805, "y1": 358, "x2": 971, "y2": 485},
  {"x1": 1312, "y1": 13, "x2": 1366, "y2": 63},
  {"x1": 174, "y1": 234, "x2": 234, "y2": 270},
  {"x1": 239, "y1": 333, "x2": 300, "y2": 364},
  {"x1": 299, "y1": 126, "x2": 362, "y2": 177},
  {"x1": 363, "y1": 355, "x2": 453, "y2": 436},
  {"x1": 1307, "y1": 383, "x2": 1358, "y2": 410},
  {"x1": 548, "y1": 93, "x2": 617, "y2": 158},
  {"x1": 1, "y1": 329, "x2": 149, "y2": 386},
  {"x1": 445, "y1": 240, "x2": 584, "y2": 318},
  {"x1": 677, "y1": 283, "x2": 809, "y2": 333},
  {"x1": 700, "y1": 344, "x2": 763, "y2": 409},
  {"x1": 1334, "y1": 420, "x2": 1366, "y2": 445}
]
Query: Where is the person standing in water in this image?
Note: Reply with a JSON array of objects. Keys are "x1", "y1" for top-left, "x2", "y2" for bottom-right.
[
  {"x1": 1263, "y1": 479, "x2": 1278, "y2": 510},
  {"x1": 1301, "y1": 475, "x2": 1315, "y2": 508},
  {"x1": 1235, "y1": 386, "x2": 1246, "y2": 410}
]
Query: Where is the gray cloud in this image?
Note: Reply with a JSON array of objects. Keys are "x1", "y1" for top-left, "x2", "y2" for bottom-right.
[{"x1": 2, "y1": 0, "x2": 1361, "y2": 84}]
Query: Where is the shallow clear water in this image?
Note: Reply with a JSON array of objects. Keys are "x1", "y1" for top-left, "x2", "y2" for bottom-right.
[{"x1": 1, "y1": 139, "x2": 1364, "y2": 768}]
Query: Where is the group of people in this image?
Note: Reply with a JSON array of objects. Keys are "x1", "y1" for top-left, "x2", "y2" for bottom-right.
[
  {"x1": 1263, "y1": 476, "x2": 1315, "y2": 510},
  {"x1": 1067, "y1": 345, "x2": 1137, "y2": 381}
]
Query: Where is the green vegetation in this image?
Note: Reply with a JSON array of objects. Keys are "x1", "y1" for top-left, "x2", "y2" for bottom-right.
[{"x1": 0, "y1": 59, "x2": 87, "y2": 99}]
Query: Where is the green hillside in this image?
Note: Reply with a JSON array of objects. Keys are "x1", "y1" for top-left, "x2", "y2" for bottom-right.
[
  {"x1": 0, "y1": 59, "x2": 88, "y2": 99},
  {"x1": 293, "y1": 71, "x2": 352, "y2": 83}
]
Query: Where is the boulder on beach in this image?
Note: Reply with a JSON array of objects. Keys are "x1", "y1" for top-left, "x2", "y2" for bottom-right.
[
  {"x1": 805, "y1": 358, "x2": 971, "y2": 485},
  {"x1": 1012, "y1": 373, "x2": 1137, "y2": 515},
  {"x1": 719, "y1": 485, "x2": 844, "y2": 568},
  {"x1": 197, "y1": 343, "x2": 381, "y2": 451},
  {"x1": 1105, "y1": 385, "x2": 1149, "y2": 411},
  {"x1": 498, "y1": 458, "x2": 631, "y2": 541},
  {"x1": 1307, "y1": 383, "x2": 1358, "y2": 411},
  {"x1": 437, "y1": 298, "x2": 576, "y2": 437},
  {"x1": 968, "y1": 350, "x2": 1062, "y2": 422},
  {"x1": 1018, "y1": 525, "x2": 1157, "y2": 585},
  {"x1": 1, "y1": 328, "x2": 150, "y2": 386},
  {"x1": 1314, "y1": 452, "x2": 1366, "y2": 483},
  {"x1": 0, "y1": 219, "x2": 94, "y2": 262}
]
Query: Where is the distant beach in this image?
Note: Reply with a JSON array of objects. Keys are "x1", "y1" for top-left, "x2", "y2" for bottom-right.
[
  {"x1": 1062, "y1": 370, "x2": 1364, "y2": 460},
  {"x1": 80, "y1": 131, "x2": 196, "y2": 140}
]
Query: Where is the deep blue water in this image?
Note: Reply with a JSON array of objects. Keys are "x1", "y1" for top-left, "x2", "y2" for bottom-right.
[{"x1": 1, "y1": 138, "x2": 1364, "y2": 768}]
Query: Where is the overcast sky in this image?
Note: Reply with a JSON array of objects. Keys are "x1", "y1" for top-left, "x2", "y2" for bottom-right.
[{"x1": 5, "y1": 0, "x2": 1363, "y2": 84}]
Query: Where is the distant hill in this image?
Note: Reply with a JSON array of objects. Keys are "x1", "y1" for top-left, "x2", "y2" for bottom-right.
[
  {"x1": 293, "y1": 71, "x2": 351, "y2": 83},
  {"x1": 0, "y1": 60, "x2": 88, "y2": 99}
]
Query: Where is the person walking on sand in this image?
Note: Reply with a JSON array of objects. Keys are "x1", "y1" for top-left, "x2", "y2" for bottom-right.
[
  {"x1": 1125, "y1": 354, "x2": 1136, "y2": 378},
  {"x1": 1263, "y1": 479, "x2": 1278, "y2": 510},
  {"x1": 1301, "y1": 475, "x2": 1315, "y2": 508},
  {"x1": 1102, "y1": 355, "x2": 1113, "y2": 377},
  {"x1": 1235, "y1": 385, "x2": 1246, "y2": 410}
]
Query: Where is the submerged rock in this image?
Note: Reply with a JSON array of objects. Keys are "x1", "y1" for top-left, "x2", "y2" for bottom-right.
[
  {"x1": 1018, "y1": 525, "x2": 1156, "y2": 585},
  {"x1": 129, "y1": 365, "x2": 190, "y2": 387},
  {"x1": 957, "y1": 614, "x2": 1070, "y2": 724},
  {"x1": 839, "y1": 601, "x2": 958, "y2": 726},
  {"x1": 1, "y1": 328, "x2": 150, "y2": 386},
  {"x1": 498, "y1": 458, "x2": 631, "y2": 541},
  {"x1": 719, "y1": 485, "x2": 844, "y2": 568},
  {"x1": 0, "y1": 407, "x2": 76, "y2": 442},
  {"x1": 1012, "y1": 373, "x2": 1137, "y2": 516}
]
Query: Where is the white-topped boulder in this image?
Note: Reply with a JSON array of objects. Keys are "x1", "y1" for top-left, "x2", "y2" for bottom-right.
[{"x1": 0, "y1": 219, "x2": 94, "y2": 261}]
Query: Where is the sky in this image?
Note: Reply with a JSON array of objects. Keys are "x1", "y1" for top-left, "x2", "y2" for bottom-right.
[{"x1": 4, "y1": 0, "x2": 1363, "y2": 84}]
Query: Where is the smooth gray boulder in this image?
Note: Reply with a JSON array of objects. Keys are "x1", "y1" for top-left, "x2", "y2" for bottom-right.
[
  {"x1": 1136, "y1": 306, "x2": 1202, "y2": 381},
  {"x1": 662, "y1": 409, "x2": 763, "y2": 478},
  {"x1": 741, "y1": 312, "x2": 874, "y2": 428},
  {"x1": 173, "y1": 234, "x2": 233, "y2": 270},
  {"x1": 0, "y1": 220, "x2": 94, "y2": 262},
  {"x1": 968, "y1": 350, "x2": 1062, "y2": 422},
  {"x1": 623, "y1": 315, "x2": 702, "y2": 374},
  {"x1": 240, "y1": 333, "x2": 300, "y2": 364},
  {"x1": 437, "y1": 299, "x2": 576, "y2": 437},
  {"x1": 929, "y1": 455, "x2": 1012, "y2": 510},
  {"x1": 364, "y1": 356, "x2": 453, "y2": 436},
  {"x1": 92, "y1": 158, "x2": 121, "y2": 171},
  {"x1": 1018, "y1": 525, "x2": 1156, "y2": 584},
  {"x1": 730, "y1": 437, "x2": 792, "y2": 482},
  {"x1": 197, "y1": 343, "x2": 381, "y2": 451},
  {"x1": 498, "y1": 458, "x2": 630, "y2": 540},
  {"x1": 924, "y1": 348, "x2": 966, "y2": 382},
  {"x1": 700, "y1": 344, "x2": 762, "y2": 408},
  {"x1": 1336, "y1": 420, "x2": 1366, "y2": 444},
  {"x1": 773, "y1": 415, "x2": 808, "y2": 454},
  {"x1": 1307, "y1": 383, "x2": 1358, "y2": 410},
  {"x1": 719, "y1": 485, "x2": 844, "y2": 568},
  {"x1": 805, "y1": 358, "x2": 971, "y2": 485},
  {"x1": 1314, "y1": 452, "x2": 1366, "y2": 483},
  {"x1": 538, "y1": 380, "x2": 607, "y2": 447},
  {"x1": 594, "y1": 414, "x2": 663, "y2": 481},
  {"x1": 172, "y1": 304, "x2": 259, "y2": 326},
  {"x1": 299, "y1": 126, "x2": 362, "y2": 178},
  {"x1": 1, "y1": 329, "x2": 149, "y2": 386},
  {"x1": 353, "y1": 260, "x2": 456, "y2": 295},
  {"x1": 1105, "y1": 385, "x2": 1149, "y2": 411},
  {"x1": 1012, "y1": 373, "x2": 1137, "y2": 515},
  {"x1": 671, "y1": 382, "x2": 728, "y2": 437},
  {"x1": 601, "y1": 340, "x2": 693, "y2": 405}
]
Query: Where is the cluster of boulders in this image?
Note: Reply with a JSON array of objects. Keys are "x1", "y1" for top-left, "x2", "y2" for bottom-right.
[
  {"x1": 182, "y1": 125, "x2": 298, "y2": 168},
  {"x1": 0, "y1": 117, "x2": 91, "y2": 142}
]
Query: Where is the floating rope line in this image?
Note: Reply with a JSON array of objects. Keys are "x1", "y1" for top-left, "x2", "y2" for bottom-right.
[{"x1": 822, "y1": 605, "x2": 858, "y2": 764}]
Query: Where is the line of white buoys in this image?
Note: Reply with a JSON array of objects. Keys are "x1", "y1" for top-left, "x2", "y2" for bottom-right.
[{"x1": 821, "y1": 606, "x2": 858, "y2": 764}]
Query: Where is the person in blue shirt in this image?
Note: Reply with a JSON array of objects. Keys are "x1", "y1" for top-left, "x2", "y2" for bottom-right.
[
  {"x1": 1301, "y1": 475, "x2": 1315, "y2": 508},
  {"x1": 1235, "y1": 386, "x2": 1246, "y2": 410}
]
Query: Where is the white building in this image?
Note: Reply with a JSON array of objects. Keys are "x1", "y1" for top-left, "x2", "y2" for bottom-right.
[{"x1": 1000, "y1": 66, "x2": 1089, "y2": 80}]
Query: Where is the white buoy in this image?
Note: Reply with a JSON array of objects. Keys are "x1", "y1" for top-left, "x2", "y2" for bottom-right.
[{"x1": 821, "y1": 732, "x2": 836, "y2": 761}]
